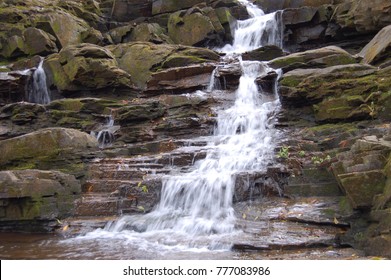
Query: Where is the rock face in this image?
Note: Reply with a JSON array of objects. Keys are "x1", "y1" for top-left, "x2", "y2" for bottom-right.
[
  {"x1": 359, "y1": 25, "x2": 391, "y2": 66},
  {"x1": 0, "y1": 127, "x2": 98, "y2": 178},
  {"x1": 44, "y1": 43, "x2": 133, "y2": 96},
  {"x1": 279, "y1": 63, "x2": 391, "y2": 123},
  {"x1": 335, "y1": 0, "x2": 391, "y2": 34},
  {"x1": 168, "y1": 7, "x2": 226, "y2": 46},
  {"x1": 109, "y1": 42, "x2": 220, "y2": 89},
  {"x1": 0, "y1": 169, "x2": 81, "y2": 232}
]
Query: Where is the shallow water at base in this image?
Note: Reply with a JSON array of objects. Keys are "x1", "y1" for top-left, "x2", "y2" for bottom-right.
[{"x1": 0, "y1": 232, "x2": 366, "y2": 260}]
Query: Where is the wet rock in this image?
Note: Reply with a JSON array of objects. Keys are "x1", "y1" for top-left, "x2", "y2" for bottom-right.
[
  {"x1": 242, "y1": 45, "x2": 285, "y2": 62},
  {"x1": 0, "y1": 169, "x2": 81, "y2": 232},
  {"x1": 145, "y1": 63, "x2": 216, "y2": 94},
  {"x1": 44, "y1": 43, "x2": 133, "y2": 95},
  {"x1": 269, "y1": 46, "x2": 357, "y2": 72},
  {"x1": 359, "y1": 25, "x2": 391, "y2": 66},
  {"x1": 0, "y1": 71, "x2": 32, "y2": 106}
]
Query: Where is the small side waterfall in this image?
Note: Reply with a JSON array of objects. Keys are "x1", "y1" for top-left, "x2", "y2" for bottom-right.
[
  {"x1": 27, "y1": 59, "x2": 51, "y2": 104},
  {"x1": 91, "y1": 114, "x2": 116, "y2": 148}
]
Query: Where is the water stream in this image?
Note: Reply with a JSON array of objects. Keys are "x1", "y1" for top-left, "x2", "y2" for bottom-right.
[
  {"x1": 73, "y1": 0, "x2": 284, "y2": 252},
  {"x1": 27, "y1": 58, "x2": 51, "y2": 104}
]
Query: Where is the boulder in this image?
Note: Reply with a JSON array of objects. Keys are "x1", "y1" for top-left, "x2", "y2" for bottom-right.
[
  {"x1": 335, "y1": 0, "x2": 391, "y2": 34},
  {"x1": 129, "y1": 23, "x2": 173, "y2": 44},
  {"x1": 23, "y1": 27, "x2": 58, "y2": 56},
  {"x1": 152, "y1": 0, "x2": 205, "y2": 15},
  {"x1": 269, "y1": 46, "x2": 357, "y2": 71},
  {"x1": 44, "y1": 43, "x2": 133, "y2": 94},
  {"x1": 279, "y1": 64, "x2": 391, "y2": 122},
  {"x1": 255, "y1": 0, "x2": 336, "y2": 13},
  {"x1": 0, "y1": 169, "x2": 81, "y2": 232},
  {"x1": 145, "y1": 63, "x2": 216, "y2": 94},
  {"x1": 0, "y1": 127, "x2": 98, "y2": 173},
  {"x1": 359, "y1": 25, "x2": 391, "y2": 66},
  {"x1": 282, "y1": 7, "x2": 318, "y2": 26},
  {"x1": 109, "y1": 42, "x2": 219, "y2": 89},
  {"x1": 111, "y1": 0, "x2": 153, "y2": 22},
  {"x1": 35, "y1": 10, "x2": 91, "y2": 48},
  {"x1": 168, "y1": 7, "x2": 225, "y2": 46},
  {"x1": 0, "y1": 71, "x2": 32, "y2": 106},
  {"x1": 242, "y1": 45, "x2": 285, "y2": 61}
]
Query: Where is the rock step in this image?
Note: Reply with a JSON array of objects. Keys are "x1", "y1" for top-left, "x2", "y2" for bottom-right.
[
  {"x1": 88, "y1": 168, "x2": 173, "y2": 180},
  {"x1": 233, "y1": 220, "x2": 345, "y2": 251},
  {"x1": 89, "y1": 163, "x2": 165, "y2": 171},
  {"x1": 84, "y1": 179, "x2": 144, "y2": 193},
  {"x1": 75, "y1": 193, "x2": 156, "y2": 217},
  {"x1": 285, "y1": 182, "x2": 343, "y2": 197}
]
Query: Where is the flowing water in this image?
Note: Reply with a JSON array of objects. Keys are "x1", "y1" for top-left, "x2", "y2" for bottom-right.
[
  {"x1": 27, "y1": 58, "x2": 51, "y2": 104},
  {"x1": 72, "y1": 0, "x2": 283, "y2": 253},
  {"x1": 91, "y1": 114, "x2": 117, "y2": 148},
  {"x1": 0, "y1": 0, "x2": 290, "y2": 259}
]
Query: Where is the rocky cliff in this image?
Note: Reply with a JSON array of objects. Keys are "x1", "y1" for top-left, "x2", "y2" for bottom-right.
[{"x1": 1, "y1": 0, "x2": 391, "y2": 258}]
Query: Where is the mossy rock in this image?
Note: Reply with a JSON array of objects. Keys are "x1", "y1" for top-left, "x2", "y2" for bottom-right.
[
  {"x1": 0, "y1": 169, "x2": 81, "y2": 227},
  {"x1": 0, "y1": 127, "x2": 98, "y2": 170},
  {"x1": 130, "y1": 23, "x2": 173, "y2": 44},
  {"x1": 338, "y1": 170, "x2": 386, "y2": 209},
  {"x1": 269, "y1": 46, "x2": 357, "y2": 71},
  {"x1": 168, "y1": 10, "x2": 220, "y2": 46},
  {"x1": 45, "y1": 44, "x2": 132, "y2": 92},
  {"x1": 109, "y1": 42, "x2": 219, "y2": 89}
]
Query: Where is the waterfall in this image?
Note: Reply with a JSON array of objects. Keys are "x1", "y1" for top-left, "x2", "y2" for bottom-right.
[
  {"x1": 88, "y1": 0, "x2": 284, "y2": 251},
  {"x1": 219, "y1": 0, "x2": 284, "y2": 53},
  {"x1": 91, "y1": 114, "x2": 116, "y2": 148},
  {"x1": 27, "y1": 59, "x2": 51, "y2": 104}
]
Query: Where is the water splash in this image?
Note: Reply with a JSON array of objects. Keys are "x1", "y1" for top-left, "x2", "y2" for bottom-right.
[{"x1": 27, "y1": 59, "x2": 51, "y2": 104}]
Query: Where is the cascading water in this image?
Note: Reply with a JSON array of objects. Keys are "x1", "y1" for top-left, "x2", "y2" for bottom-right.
[
  {"x1": 80, "y1": 0, "x2": 283, "y2": 252},
  {"x1": 219, "y1": 0, "x2": 284, "y2": 53},
  {"x1": 91, "y1": 114, "x2": 116, "y2": 148},
  {"x1": 27, "y1": 58, "x2": 51, "y2": 104}
]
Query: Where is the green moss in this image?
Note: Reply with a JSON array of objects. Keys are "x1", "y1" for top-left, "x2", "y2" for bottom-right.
[
  {"x1": 49, "y1": 99, "x2": 84, "y2": 112},
  {"x1": 280, "y1": 76, "x2": 301, "y2": 87}
]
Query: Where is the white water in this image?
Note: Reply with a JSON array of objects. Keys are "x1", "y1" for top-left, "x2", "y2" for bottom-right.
[
  {"x1": 219, "y1": 0, "x2": 283, "y2": 53},
  {"x1": 27, "y1": 59, "x2": 51, "y2": 104},
  {"x1": 91, "y1": 114, "x2": 116, "y2": 148},
  {"x1": 82, "y1": 0, "x2": 283, "y2": 252}
]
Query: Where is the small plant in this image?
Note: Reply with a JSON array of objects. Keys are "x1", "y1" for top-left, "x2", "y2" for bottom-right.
[
  {"x1": 311, "y1": 154, "x2": 331, "y2": 165},
  {"x1": 360, "y1": 101, "x2": 377, "y2": 119},
  {"x1": 277, "y1": 146, "x2": 290, "y2": 159},
  {"x1": 298, "y1": 150, "x2": 306, "y2": 157},
  {"x1": 137, "y1": 182, "x2": 149, "y2": 193}
]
